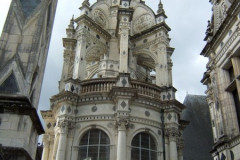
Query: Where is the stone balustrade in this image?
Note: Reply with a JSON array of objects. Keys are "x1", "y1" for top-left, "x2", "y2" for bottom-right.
[{"x1": 64, "y1": 78, "x2": 171, "y2": 101}]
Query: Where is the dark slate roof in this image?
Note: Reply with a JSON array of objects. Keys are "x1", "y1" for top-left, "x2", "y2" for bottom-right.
[
  {"x1": 182, "y1": 94, "x2": 213, "y2": 160},
  {"x1": 19, "y1": 0, "x2": 41, "y2": 17}
]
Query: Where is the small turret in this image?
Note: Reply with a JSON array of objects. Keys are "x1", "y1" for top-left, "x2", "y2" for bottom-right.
[
  {"x1": 79, "y1": 0, "x2": 90, "y2": 16},
  {"x1": 156, "y1": 0, "x2": 167, "y2": 23},
  {"x1": 66, "y1": 16, "x2": 75, "y2": 38}
]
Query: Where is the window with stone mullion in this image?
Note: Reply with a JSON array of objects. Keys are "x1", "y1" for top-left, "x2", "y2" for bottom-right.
[
  {"x1": 79, "y1": 129, "x2": 110, "y2": 160},
  {"x1": 131, "y1": 132, "x2": 157, "y2": 160}
]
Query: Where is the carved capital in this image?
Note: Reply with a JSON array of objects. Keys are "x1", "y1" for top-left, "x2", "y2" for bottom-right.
[
  {"x1": 166, "y1": 128, "x2": 179, "y2": 141},
  {"x1": 57, "y1": 120, "x2": 75, "y2": 133},
  {"x1": 115, "y1": 117, "x2": 129, "y2": 130}
]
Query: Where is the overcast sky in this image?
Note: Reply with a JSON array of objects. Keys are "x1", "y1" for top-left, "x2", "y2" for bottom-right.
[{"x1": 0, "y1": 0, "x2": 212, "y2": 126}]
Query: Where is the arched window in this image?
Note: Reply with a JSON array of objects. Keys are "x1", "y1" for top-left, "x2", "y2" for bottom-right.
[
  {"x1": 131, "y1": 132, "x2": 157, "y2": 160},
  {"x1": 78, "y1": 129, "x2": 110, "y2": 160}
]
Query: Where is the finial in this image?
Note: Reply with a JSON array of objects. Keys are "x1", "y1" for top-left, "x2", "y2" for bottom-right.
[
  {"x1": 82, "y1": 0, "x2": 90, "y2": 7},
  {"x1": 68, "y1": 15, "x2": 74, "y2": 29},
  {"x1": 157, "y1": 0, "x2": 165, "y2": 15}
]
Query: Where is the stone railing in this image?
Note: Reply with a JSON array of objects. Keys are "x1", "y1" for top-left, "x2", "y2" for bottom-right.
[
  {"x1": 80, "y1": 78, "x2": 116, "y2": 94},
  {"x1": 74, "y1": 78, "x2": 164, "y2": 100},
  {"x1": 131, "y1": 80, "x2": 162, "y2": 100}
]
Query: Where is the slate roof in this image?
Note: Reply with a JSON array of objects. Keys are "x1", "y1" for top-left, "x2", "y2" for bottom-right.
[{"x1": 182, "y1": 94, "x2": 213, "y2": 160}]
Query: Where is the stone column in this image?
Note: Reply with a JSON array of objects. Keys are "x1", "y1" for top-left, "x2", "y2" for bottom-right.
[
  {"x1": 177, "y1": 139, "x2": 184, "y2": 160},
  {"x1": 42, "y1": 134, "x2": 50, "y2": 160},
  {"x1": 116, "y1": 118, "x2": 128, "y2": 160},
  {"x1": 56, "y1": 121, "x2": 68, "y2": 160},
  {"x1": 165, "y1": 139, "x2": 170, "y2": 160},
  {"x1": 167, "y1": 130, "x2": 178, "y2": 160}
]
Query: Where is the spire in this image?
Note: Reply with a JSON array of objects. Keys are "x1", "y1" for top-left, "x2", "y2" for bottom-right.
[{"x1": 157, "y1": 0, "x2": 167, "y2": 18}]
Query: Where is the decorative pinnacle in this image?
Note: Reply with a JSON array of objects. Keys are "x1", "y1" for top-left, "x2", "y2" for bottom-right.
[
  {"x1": 68, "y1": 15, "x2": 74, "y2": 29},
  {"x1": 157, "y1": 0, "x2": 165, "y2": 15},
  {"x1": 82, "y1": 0, "x2": 90, "y2": 7}
]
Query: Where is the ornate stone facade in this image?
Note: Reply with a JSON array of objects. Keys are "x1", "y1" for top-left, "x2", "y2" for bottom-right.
[
  {"x1": 201, "y1": 0, "x2": 240, "y2": 159},
  {"x1": 0, "y1": 0, "x2": 58, "y2": 159},
  {"x1": 42, "y1": 0, "x2": 186, "y2": 160}
]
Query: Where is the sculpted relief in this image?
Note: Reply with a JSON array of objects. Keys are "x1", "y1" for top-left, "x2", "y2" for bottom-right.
[
  {"x1": 93, "y1": 9, "x2": 107, "y2": 28},
  {"x1": 133, "y1": 14, "x2": 155, "y2": 34}
]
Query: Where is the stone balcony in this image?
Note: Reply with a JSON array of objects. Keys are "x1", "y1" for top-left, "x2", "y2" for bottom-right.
[{"x1": 53, "y1": 77, "x2": 178, "y2": 105}]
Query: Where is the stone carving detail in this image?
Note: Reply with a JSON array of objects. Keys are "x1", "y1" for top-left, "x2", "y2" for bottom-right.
[
  {"x1": 115, "y1": 117, "x2": 129, "y2": 128},
  {"x1": 92, "y1": 105, "x2": 97, "y2": 112},
  {"x1": 145, "y1": 111, "x2": 150, "y2": 117},
  {"x1": 93, "y1": 9, "x2": 107, "y2": 28},
  {"x1": 58, "y1": 120, "x2": 75, "y2": 130},
  {"x1": 133, "y1": 14, "x2": 155, "y2": 34}
]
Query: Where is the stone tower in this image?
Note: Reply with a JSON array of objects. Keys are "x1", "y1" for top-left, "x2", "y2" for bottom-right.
[
  {"x1": 0, "y1": 0, "x2": 58, "y2": 159},
  {"x1": 201, "y1": 0, "x2": 240, "y2": 159},
  {"x1": 41, "y1": 0, "x2": 186, "y2": 160}
]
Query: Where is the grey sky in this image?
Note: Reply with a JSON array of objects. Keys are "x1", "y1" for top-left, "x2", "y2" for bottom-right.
[{"x1": 0, "y1": 0, "x2": 212, "y2": 128}]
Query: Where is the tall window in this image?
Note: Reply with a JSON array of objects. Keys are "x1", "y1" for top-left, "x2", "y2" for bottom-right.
[
  {"x1": 131, "y1": 132, "x2": 157, "y2": 160},
  {"x1": 232, "y1": 89, "x2": 240, "y2": 129},
  {"x1": 78, "y1": 129, "x2": 110, "y2": 160}
]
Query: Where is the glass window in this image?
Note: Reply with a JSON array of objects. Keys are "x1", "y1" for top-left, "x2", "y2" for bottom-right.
[
  {"x1": 78, "y1": 129, "x2": 110, "y2": 160},
  {"x1": 131, "y1": 132, "x2": 157, "y2": 160}
]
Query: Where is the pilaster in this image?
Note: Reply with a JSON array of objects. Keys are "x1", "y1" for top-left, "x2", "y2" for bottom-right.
[
  {"x1": 73, "y1": 32, "x2": 87, "y2": 80},
  {"x1": 56, "y1": 120, "x2": 69, "y2": 160},
  {"x1": 156, "y1": 42, "x2": 169, "y2": 87},
  {"x1": 118, "y1": 9, "x2": 132, "y2": 73},
  {"x1": 166, "y1": 128, "x2": 179, "y2": 160},
  {"x1": 42, "y1": 134, "x2": 50, "y2": 160}
]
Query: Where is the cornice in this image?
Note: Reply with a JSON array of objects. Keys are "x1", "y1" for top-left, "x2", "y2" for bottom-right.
[
  {"x1": 130, "y1": 22, "x2": 171, "y2": 41},
  {"x1": 0, "y1": 94, "x2": 44, "y2": 134},
  {"x1": 201, "y1": 0, "x2": 240, "y2": 57},
  {"x1": 74, "y1": 14, "x2": 111, "y2": 40}
]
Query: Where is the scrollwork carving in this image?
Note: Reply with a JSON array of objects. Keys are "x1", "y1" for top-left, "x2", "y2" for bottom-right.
[
  {"x1": 93, "y1": 9, "x2": 107, "y2": 28},
  {"x1": 133, "y1": 14, "x2": 155, "y2": 34}
]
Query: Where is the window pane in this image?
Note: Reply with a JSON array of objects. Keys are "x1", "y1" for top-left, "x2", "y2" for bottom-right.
[
  {"x1": 89, "y1": 130, "x2": 100, "y2": 145},
  {"x1": 131, "y1": 147, "x2": 139, "y2": 160},
  {"x1": 131, "y1": 132, "x2": 157, "y2": 160},
  {"x1": 79, "y1": 147, "x2": 87, "y2": 160},
  {"x1": 99, "y1": 146, "x2": 110, "y2": 160},
  {"x1": 141, "y1": 149, "x2": 150, "y2": 160},
  {"x1": 80, "y1": 134, "x2": 89, "y2": 145},
  {"x1": 141, "y1": 135, "x2": 149, "y2": 149},
  {"x1": 101, "y1": 132, "x2": 110, "y2": 144},
  {"x1": 88, "y1": 146, "x2": 98, "y2": 160},
  {"x1": 131, "y1": 134, "x2": 139, "y2": 147},
  {"x1": 79, "y1": 129, "x2": 110, "y2": 160}
]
